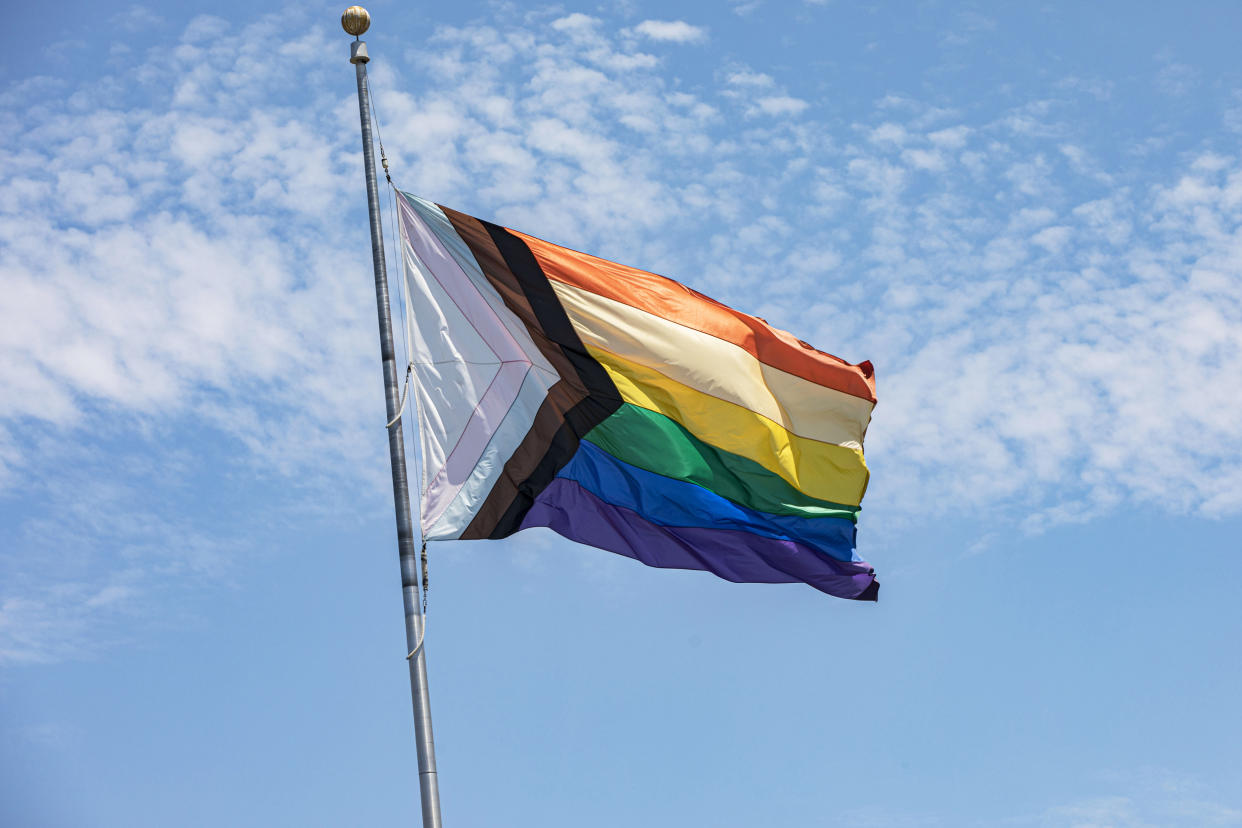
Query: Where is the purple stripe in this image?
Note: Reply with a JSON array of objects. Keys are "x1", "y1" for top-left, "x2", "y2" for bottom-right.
[{"x1": 520, "y1": 478, "x2": 877, "y2": 600}]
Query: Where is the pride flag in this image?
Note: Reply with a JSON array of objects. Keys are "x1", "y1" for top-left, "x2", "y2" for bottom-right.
[{"x1": 395, "y1": 192, "x2": 878, "y2": 600}]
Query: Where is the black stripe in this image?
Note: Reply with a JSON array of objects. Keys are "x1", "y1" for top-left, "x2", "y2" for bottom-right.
[
  {"x1": 441, "y1": 214, "x2": 621, "y2": 539},
  {"x1": 481, "y1": 221, "x2": 621, "y2": 405},
  {"x1": 486, "y1": 393, "x2": 618, "y2": 538},
  {"x1": 458, "y1": 382, "x2": 579, "y2": 540},
  {"x1": 439, "y1": 206, "x2": 581, "y2": 387},
  {"x1": 478, "y1": 223, "x2": 621, "y2": 536}
]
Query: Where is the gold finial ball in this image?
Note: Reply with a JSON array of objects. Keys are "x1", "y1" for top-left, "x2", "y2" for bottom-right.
[{"x1": 341, "y1": 6, "x2": 370, "y2": 37}]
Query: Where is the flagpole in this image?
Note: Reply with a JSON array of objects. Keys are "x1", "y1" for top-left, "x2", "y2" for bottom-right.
[{"x1": 342, "y1": 7, "x2": 443, "y2": 827}]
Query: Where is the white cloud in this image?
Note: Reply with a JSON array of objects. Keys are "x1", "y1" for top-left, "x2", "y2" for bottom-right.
[
  {"x1": 1023, "y1": 768, "x2": 1242, "y2": 828},
  {"x1": 112, "y1": 5, "x2": 163, "y2": 32},
  {"x1": 752, "y1": 95, "x2": 809, "y2": 117},
  {"x1": 1156, "y1": 52, "x2": 1198, "y2": 97},
  {"x1": 1031, "y1": 224, "x2": 1071, "y2": 253},
  {"x1": 928, "y1": 125, "x2": 971, "y2": 149},
  {"x1": 632, "y1": 19, "x2": 707, "y2": 44},
  {"x1": 726, "y1": 69, "x2": 775, "y2": 88},
  {"x1": 550, "y1": 13, "x2": 601, "y2": 39},
  {"x1": 723, "y1": 67, "x2": 809, "y2": 118},
  {"x1": 1056, "y1": 75, "x2": 1115, "y2": 101},
  {"x1": 902, "y1": 148, "x2": 947, "y2": 172},
  {"x1": 181, "y1": 14, "x2": 229, "y2": 44}
]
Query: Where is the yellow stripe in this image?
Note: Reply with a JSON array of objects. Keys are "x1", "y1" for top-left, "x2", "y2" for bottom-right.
[
  {"x1": 587, "y1": 345, "x2": 869, "y2": 506},
  {"x1": 552, "y1": 281, "x2": 873, "y2": 449}
]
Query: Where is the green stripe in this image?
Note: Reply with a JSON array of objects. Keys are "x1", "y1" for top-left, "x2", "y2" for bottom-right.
[{"x1": 582, "y1": 403, "x2": 860, "y2": 523}]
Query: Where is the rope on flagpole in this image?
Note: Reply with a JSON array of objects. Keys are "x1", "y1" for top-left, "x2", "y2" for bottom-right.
[
  {"x1": 386, "y1": 364, "x2": 412, "y2": 428},
  {"x1": 406, "y1": 541, "x2": 429, "y2": 660},
  {"x1": 364, "y1": 70, "x2": 391, "y2": 186}
]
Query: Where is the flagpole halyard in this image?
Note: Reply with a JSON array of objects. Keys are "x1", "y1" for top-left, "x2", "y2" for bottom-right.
[{"x1": 345, "y1": 8, "x2": 444, "y2": 826}]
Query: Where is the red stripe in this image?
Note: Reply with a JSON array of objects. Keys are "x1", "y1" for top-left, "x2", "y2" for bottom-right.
[{"x1": 509, "y1": 229, "x2": 876, "y2": 402}]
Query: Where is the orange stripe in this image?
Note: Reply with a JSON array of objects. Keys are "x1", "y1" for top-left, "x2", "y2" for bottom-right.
[{"x1": 509, "y1": 229, "x2": 876, "y2": 402}]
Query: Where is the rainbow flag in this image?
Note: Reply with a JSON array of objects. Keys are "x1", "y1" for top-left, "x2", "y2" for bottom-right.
[{"x1": 395, "y1": 192, "x2": 879, "y2": 600}]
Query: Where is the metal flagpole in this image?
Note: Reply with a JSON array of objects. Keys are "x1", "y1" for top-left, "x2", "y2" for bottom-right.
[{"x1": 342, "y1": 7, "x2": 443, "y2": 827}]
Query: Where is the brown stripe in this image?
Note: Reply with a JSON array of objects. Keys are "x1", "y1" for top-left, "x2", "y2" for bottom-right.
[
  {"x1": 485, "y1": 388, "x2": 627, "y2": 539},
  {"x1": 481, "y1": 221, "x2": 620, "y2": 404},
  {"x1": 441, "y1": 207, "x2": 621, "y2": 538},
  {"x1": 460, "y1": 380, "x2": 582, "y2": 539},
  {"x1": 440, "y1": 206, "x2": 581, "y2": 386}
]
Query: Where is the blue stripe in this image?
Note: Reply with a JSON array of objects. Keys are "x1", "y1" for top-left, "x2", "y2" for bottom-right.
[
  {"x1": 522, "y1": 479, "x2": 876, "y2": 600},
  {"x1": 555, "y1": 440, "x2": 859, "y2": 562}
]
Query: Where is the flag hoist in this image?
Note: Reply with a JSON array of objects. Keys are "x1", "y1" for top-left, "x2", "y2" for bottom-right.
[{"x1": 343, "y1": 7, "x2": 443, "y2": 828}]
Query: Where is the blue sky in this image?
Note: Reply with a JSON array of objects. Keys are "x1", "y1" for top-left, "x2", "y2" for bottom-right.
[{"x1": 3, "y1": 1, "x2": 1242, "y2": 826}]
